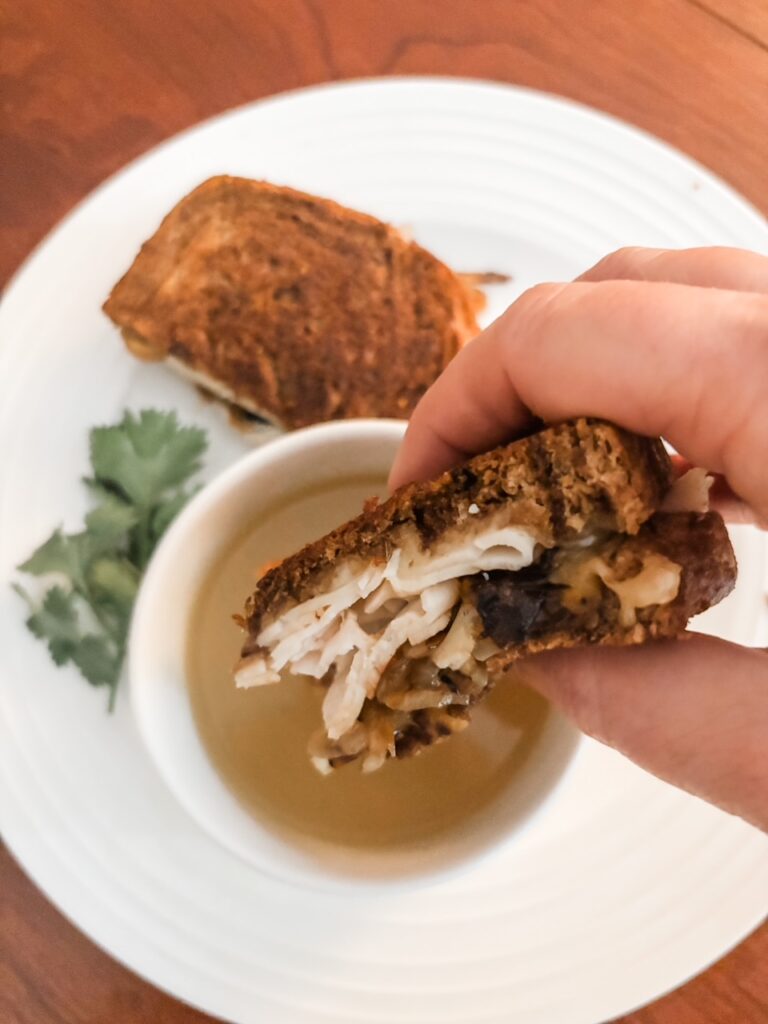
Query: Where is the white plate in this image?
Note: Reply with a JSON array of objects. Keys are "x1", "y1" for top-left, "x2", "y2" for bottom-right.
[{"x1": 1, "y1": 78, "x2": 768, "y2": 1024}]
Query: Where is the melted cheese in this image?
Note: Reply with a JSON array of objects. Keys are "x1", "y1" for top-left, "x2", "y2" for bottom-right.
[
  {"x1": 555, "y1": 552, "x2": 682, "y2": 627},
  {"x1": 123, "y1": 328, "x2": 166, "y2": 363}
]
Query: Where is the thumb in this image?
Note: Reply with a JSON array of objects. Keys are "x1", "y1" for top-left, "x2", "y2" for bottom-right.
[{"x1": 514, "y1": 635, "x2": 768, "y2": 831}]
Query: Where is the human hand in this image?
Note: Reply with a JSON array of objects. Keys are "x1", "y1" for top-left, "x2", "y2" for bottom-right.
[{"x1": 390, "y1": 246, "x2": 768, "y2": 831}]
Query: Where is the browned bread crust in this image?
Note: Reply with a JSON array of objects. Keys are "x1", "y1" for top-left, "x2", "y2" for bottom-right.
[
  {"x1": 103, "y1": 176, "x2": 479, "y2": 429},
  {"x1": 243, "y1": 418, "x2": 672, "y2": 637},
  {"x1": 483, "y1": 510, "x2": 737, "y2": 671}
]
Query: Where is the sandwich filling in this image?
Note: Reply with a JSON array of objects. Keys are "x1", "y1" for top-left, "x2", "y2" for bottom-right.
[{"x1": 235, "y1": 507, "x2": 685, "y2": 773}]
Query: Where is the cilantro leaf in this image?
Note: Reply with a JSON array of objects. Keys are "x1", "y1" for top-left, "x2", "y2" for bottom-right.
[
  {"x1": 17, "y1": 521, "x2": 132, "y2": 594},
  {"x1": 85, "y1": 496, "x2": 139, "y2": 548},
  {"x1": 90, "y1": 410, "x2": 207, "y2": 510},
  {"x1": 23, "y1": 585, "x2": 81, "y2": 666},
  {"x1": 71, "y1": 634, "x2": 121, "y2": 688},
  {"x1": 17, "y1": 530, "x2": 89, "y2": 592},
  {"x1": 82, "y1": 477, "x2": 131, "y2": 505},
  {"x1": 20, "y1": 584, "x2": 121, "y2": 691},
  {"x1": 150, "y1": 486, "x2": 198, "y2": 545},
  {"x1": 13, "y1": 408, "x2": 208, "y2": 709},
  {"x1": 87, "y1": 556, "x2": 139, "y2": 617}
]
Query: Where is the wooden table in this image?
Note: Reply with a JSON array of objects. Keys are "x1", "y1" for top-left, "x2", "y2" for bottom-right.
[{"x1": 2, "y1": 2, "x2": 767, "y2": 1021}]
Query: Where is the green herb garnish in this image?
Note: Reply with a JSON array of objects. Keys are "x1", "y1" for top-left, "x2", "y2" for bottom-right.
[{"x1": 14, "y1": 410, "x2": 208, "y2": 709}]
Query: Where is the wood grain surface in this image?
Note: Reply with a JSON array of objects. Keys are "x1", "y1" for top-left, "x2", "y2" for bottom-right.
[{"x1": 1, "y1": 2, "x2": 767, "y2": 1022}]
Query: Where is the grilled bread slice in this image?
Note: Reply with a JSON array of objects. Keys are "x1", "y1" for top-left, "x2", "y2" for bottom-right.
[
  {"x1": 103, "y1": 176, "x2": 479, "y2": 430},
  {"x1": 234, "y1": 419, "x2": 737, "y2": 772}
]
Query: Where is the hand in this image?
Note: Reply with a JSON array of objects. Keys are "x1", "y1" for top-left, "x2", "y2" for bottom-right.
[{"x1": 390, "y1": 246, "x2": 768, "y2": 831}]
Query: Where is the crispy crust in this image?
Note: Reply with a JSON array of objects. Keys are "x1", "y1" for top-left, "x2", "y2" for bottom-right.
[
  {"x1": 103, "y1": 176, "x2": 479, "y2": 429},
  {"x1": 242, "y1": 419, "x2": 672, "y2": 638},
  {"x1": 485, "y1": 510, "x2": 737, "y2": 670}
]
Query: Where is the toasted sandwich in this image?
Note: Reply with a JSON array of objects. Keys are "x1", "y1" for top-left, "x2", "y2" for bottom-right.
[
  {"x1": 103, "y1": 176, "x2": 480, "y2": 430},
  {"x1": 234, "y1": 419, "x2": 737, "y2": 772}
]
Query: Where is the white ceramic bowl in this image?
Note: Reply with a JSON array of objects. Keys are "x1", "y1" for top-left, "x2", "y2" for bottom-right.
[{"x1": 130, "y1": 419, "x2": 579, "y2": 888}]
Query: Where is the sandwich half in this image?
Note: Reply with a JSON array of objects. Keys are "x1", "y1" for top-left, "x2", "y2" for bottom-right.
[
  {"x1": 103, "y1": 176, "x2": 479, "y2": 430},
  {"x1": 234, "y1": 419, "x2": 737, "y2": 773}
]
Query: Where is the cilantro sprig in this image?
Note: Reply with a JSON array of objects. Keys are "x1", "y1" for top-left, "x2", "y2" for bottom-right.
[{"x1": 14, "y1": 410, "x2": 208, "y2": 709}]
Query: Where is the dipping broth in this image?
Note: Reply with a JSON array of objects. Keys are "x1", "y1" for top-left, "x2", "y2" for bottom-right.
[{"x1": 186, "y1": 476, "x2": 552, "y2": 849}]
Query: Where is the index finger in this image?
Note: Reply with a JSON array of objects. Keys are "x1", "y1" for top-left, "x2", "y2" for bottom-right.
[
  {"x1": 579, "y1": 245, "x2": 768, "y2": 290},
  {"x1": 389, "y1": 279, "x2": 768, "y2": 521}
]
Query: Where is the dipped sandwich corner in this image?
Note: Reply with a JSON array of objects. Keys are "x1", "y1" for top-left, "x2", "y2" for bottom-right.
[{"x1": 234, "y1": 419, "x2": 737, "y2": 774}]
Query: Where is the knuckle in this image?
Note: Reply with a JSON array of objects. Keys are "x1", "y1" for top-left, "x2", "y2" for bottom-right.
[
  {"x1": 586, "y1": 246, "x2": 649, "y2": 280},
  {"x1": 606, "y1": 245, "x2": 644, "y2": 269},
  {"x1": 744, "y1": 293, "x2": 768, "y2": 336},
  {"x1": 721, "y1": 293, "x2": 768, "y2": 365},
  {"x1": 509, "y1": 281, "x2": 566, "y2": 325},
  {"x1": 710, "y1": 292, "x2": 768, "y2": 519}
]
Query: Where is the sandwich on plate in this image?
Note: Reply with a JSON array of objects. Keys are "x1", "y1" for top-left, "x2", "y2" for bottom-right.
[
  {"x1": 103, "y1": 176, "x2": 479, "y2": 430},
  {"x1": 235, "y1": 419, "x2": 737, "y2": 773}
]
